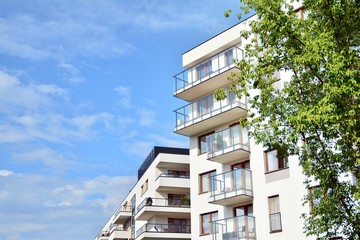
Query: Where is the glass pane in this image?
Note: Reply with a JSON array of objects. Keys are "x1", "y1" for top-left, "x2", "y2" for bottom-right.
[
  {"x1": 231, "y1": 125, "x2": 240, "y2": 145},
  {"x1": 200, "y1": 135, "x2": 207, "y2": 154},
  {"x1": 236, "y1": 207, "x2": 245, "y2": 216},
  {"x1": 269, "y1": 196, "x2": 280, "y2": 213},
  {"x1": 267, "y1": 150, "x2": 278, "y2": 172},
  {"x1": 228, "y1": 90, "x2": 236, "y2": 104},
  {"x1": 248, "y1": 206, "x2": 254, "y2": 216},
  {"x1": 225, "y1": 50, "x2": 233, "y2": 66},
  {"x1": 234, "y1": 169, "x2": 242, "y2": 189},
  {"x1": 202, "y1": 174, "x2": 209, "y2": 192},
  {"x1": 242, "y1": 128, "x2": 249, "y2": 145},
  {"x1": 202, "y1": 214, "x2": 210, "y2": 234}
]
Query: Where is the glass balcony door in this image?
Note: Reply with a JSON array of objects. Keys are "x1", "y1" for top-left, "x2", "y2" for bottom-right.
[
  {"x1": 234, "y1": 205, "x2": 255, "y2": 239},
  {"x1": 232, "y1": 161, "x2": 251, "y2": 193}
]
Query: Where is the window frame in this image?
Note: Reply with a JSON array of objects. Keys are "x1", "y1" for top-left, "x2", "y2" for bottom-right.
[
  {"x1": 268, "y1": 195, "x2": 282, "y2": 233},
  {"x1": 196, "y1": 60, "x2": 212, "y2": 80},
  {"x1": 233, "y1": 204, "x2": 253, "y2": 217},
  {"x1": 199, "y1": 170, "x2": 216, "y2": 194},
  {"x1": 224, "y1": 49, "x2": 234, "y2": 67},
  {"x1": 264, "y1": 149, "x2": 288, "y2": 173},
  {"x1": 200, "y1": 211, "x2": 218, "y2": 236},
  {"x1": 141, "y1": 179, "x2": 149, "y2": 196},
  {"x1": 198, "y1": 131, "x2": 214, "y2": 155}
]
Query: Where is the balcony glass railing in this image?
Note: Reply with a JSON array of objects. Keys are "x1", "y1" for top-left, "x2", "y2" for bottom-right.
[
  {"x1": 174, "y1": 91, "x2": 246, "y2": 129},
  {"x1": 212, "y1": 216, "x2": 256, "y2": 240},
  {"x1": 96, "y1": 230, "x2": 110, "y2": 239},
  {"x1": 113, "y1": 204, "x2": 132, "y2": 218},
  {"x1": 156, "y1": 173, "x2": 190, "y2": 180},
  {"x1": 110, "y1": 224, "x2": 126, "y2": 234},
  {"x1": 136, "y1": 197, "x2": 190, "y2": 213},
  {"x1": 206, "y1": 125, "x2": 249, "y2": 159},
  {"x1": 174, "y1": 46, "x2": 244, "y2": 93},
  {"x1": 136, "y1": 223, "x2": 191, "y2": 236},
  {"x1": 209, "y1": 168, "x2": 253, "y2": 202}
]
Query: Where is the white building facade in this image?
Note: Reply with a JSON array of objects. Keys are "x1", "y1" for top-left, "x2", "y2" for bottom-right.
[
  {"x1": 95, "y1": 146, "x2": 191, "y2": 240},
  {"x1": 173, "y1": 12, "x2": 314, "y2": 240}
]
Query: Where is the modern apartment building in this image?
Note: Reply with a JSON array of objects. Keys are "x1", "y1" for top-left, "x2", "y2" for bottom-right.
[
  {"x1": 95, "y1": 146, "x2": 191, "y2": 240},
  {"x1": 95, "y1": 3, "x2": 339, "y2": 240},
  {"x1": 173, "y1": 7, "x2": 314, "y2": 240}
]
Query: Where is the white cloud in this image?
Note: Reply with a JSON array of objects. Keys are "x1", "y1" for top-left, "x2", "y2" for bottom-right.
[
  {"x1": 12, "y1": 148, "x2": 76, "y2": 170},
  {"x1": 0, "y1": 169, "x2": 13, "y2": 176},
  {"x1": 125, "y1": 141, "x2": 154, "y2": 158},
  {"x1": 0, "y1": 112, "x2": 115, "y2": 144},
  {"x1": 0, "y1": 71, "x2": 115, "y2": 144},
  {"x1": 57, "y1": 62, "x2": 84, "y2": 84},
  {"x1": 0, "y1": 71, "x2": 66, "y2": 114},
  {"x1": 0, "y1": 172, "x2": 136, "y2": 239},
  {"x1": 0, "y1": 2, "x2": 135, "y2": 62},
  {"x1": 0, "y1": 0, "x2": 237, "y2": 63},
  {"x1": 148, "y1": 134, "x2": 188, "y2": 149},
  {"x1": 114, "y1": 86, "x2": 131, "y2": 108},
  {"x1": 138, "y1": 108, "x2": 156, "y2": 126}
]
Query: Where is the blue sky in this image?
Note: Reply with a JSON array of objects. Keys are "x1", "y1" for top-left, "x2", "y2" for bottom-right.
[{"x1": 0, "y1": 1, "x2": 244, "y2": 239}]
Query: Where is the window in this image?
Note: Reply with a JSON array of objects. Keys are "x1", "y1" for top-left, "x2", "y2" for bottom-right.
[
  {"x1": 234, "y1": 204, "x2": 253, "y2": 217},
  {"x1": 168, "y1": 218, "x2": 188, "y2": 233},
  {"x1": 196, "y1": 60, "x2": 212, "y2": 80},
  {"x1": 254, "y1": 33, "x2": 263, "y2": 47},
  {"x1": 229, "y1": 123, "x2": 248, "y2": 146},
  {"x1": 197, "y1": 94, "x2": 214, "y2": 116},
  {"x1": 200, "y1": 211, "x2": 218, "y2": 235},
  {"x1": 141, "y1": 179, "x2": 148, "y2": 195},
  {"x1": 308, "y1": 185, "x2": 325, "y2": 213},
  {"x1": 198, "y1": 132, "x2": 213, "y2": 154},
  {"x1": 168, "y1": 194, "x2": 186, "y2": 205},
  {"x1": 224, "y1": 49, "x2": 233, "y2": 66},
  {"x1": 264, "y1": 149, "x2": 288, "y2": 173},
  {"x1": 199, "y1": 170, "x2": 216, "y2": 194},
  {"x1": 232, "y1": 160, "x2": 250, "y2": 170},
  {"x1": 168, "y1": 170, "x2": 189, "y2": 177},
  {"x1": 131, "y1": 194, "x2": 136, "y2": 238},
  {"x1": 268, "y1": 195, "x2": 282, "y2": 233}
]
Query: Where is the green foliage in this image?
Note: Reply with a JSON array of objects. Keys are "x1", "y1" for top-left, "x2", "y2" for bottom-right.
[{"x1": 224, "y1": 0, "x2": 360, "y2": 238}]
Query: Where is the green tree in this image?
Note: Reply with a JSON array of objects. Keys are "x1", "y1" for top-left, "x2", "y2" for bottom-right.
[{"x1": 219, "y1": 0, "x2": 360, "y2": 238}]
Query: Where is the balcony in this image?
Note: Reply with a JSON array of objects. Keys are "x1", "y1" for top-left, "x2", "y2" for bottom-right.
[
  {"x1": 113, "y1": 205, "x2": 132, "y2": 224},
  {"x1": 209, "y1": 168, "x2": 253, "y2": 206},
  {"x1": 212, "y1": 216, "x2": 256, "y2": 240},
  {"x1": 95, "y1": 231, "x2": 109, "y2": 240},
  {"x1": 174, "y1": 92, "x2": 247, "y2": 136},
  {"x1": 135, "y1": 197, "x2": 191, "y2": 221},
  {"x1": 136, "y1": 223, "x2": 191, "y2": 240},
  {"x1": 155, "y1": 173, "x2": 190, "y2": 193},
  {"x1": 109, "y1": 225, "x2": 130, "y2": 240},
  {"x1": 174, "y1": 46, "x2": 244, "y2": 102},
  {"x1": 206, "y1": 125, "x2": 250, "y2": 163}
]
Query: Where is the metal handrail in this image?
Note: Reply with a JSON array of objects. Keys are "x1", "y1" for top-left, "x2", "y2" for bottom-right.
[
  {"x1": 209, "y1": 168, "x2": 253, "y2": 200},
  {"x1": 113, "y1": 204, "x2": 132, "y2": 218},
  {"x1": 136, "y1": 197, "x2": 190, "y2": 213},
  {"x1": 206, "y1": 126, "x2": 250, "y2": 159},
  {"x1": 212, "y1": 215, "x2": 256, "y2": 240},
  {"x1": 174, "y1": 45, "x2": 244, "y2": 93},
  {"x1": 156, "y1": 173, "x2": 190, "y2": 180},
  {"x1": 109, "y1": 224, "x2": 127, "y2": 234},
  {"x1": 174, "y1": 92, "x2": 247, "y2": 129},
  {"x1": 136, "y1": 223, "x2": 191, "y2": 237}
]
